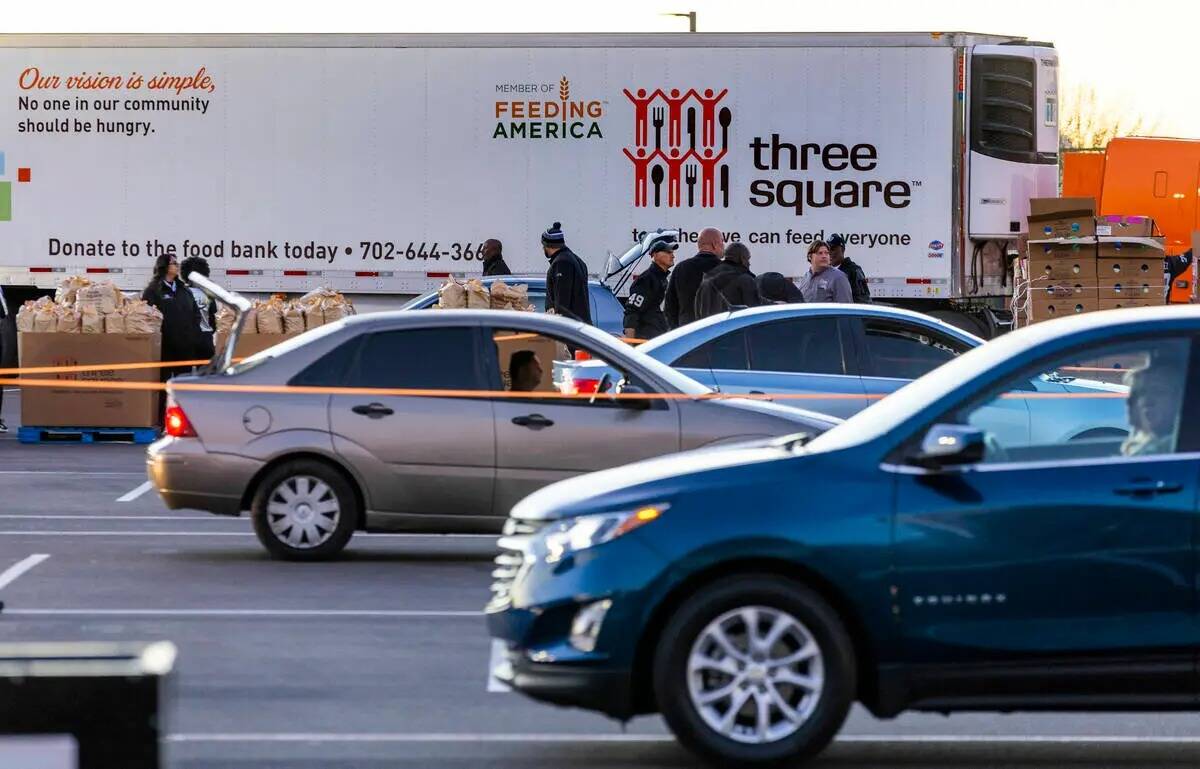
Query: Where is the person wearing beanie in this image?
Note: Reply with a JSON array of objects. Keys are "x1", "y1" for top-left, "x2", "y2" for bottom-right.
[
  {"x1": 622, "y1": 235, "x2": 678, "y2": 340},
  {"x1": 757, "y1": 272, "x2": 805, "y2": 304},
  {"x1": 693, "y1": 241, "x2": 763, "y2": 320},
  {"x1": 481, "y1": 239, "x2": 512, "y2": 277},
  {"x1": 828, "y1": 233, "x2": 871, "y2": 303},
  {"x1": 541, "y1": 221, "x2": 592, "y2": 325},
  {"x1": 664, "y1": 226, "x2": 724, "y2": 328}
]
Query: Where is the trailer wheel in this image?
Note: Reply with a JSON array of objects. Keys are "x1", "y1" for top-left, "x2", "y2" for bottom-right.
[{"x1": 928, "y1": 310, "x2": 990, "y2": 339}]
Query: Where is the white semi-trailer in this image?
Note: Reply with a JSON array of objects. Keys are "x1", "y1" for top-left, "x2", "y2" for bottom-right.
[{"x1": 0, "y1": 32, "x2": 1058, "y2": 334}]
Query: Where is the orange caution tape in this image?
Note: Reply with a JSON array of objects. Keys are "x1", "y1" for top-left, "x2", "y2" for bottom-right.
[
  {"x1": 0, "y1": 359, "x2": 211, "y2": 376},
  {"x1": 0, "y1": 375, "x2": 1131, "y2": 403}
]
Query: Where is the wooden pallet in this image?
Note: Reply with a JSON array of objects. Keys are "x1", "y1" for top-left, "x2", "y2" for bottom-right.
[{"x1": 17, "y1": 426, "x2": 160, "y2": 445}]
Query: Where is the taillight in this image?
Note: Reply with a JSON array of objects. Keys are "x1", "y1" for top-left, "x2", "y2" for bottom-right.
[{"x1": 164, "y1": 405, "x2": 197, "y2": 438}]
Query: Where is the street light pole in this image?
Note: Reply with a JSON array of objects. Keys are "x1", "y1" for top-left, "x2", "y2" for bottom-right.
[{"x1": 664, "y1": 11, "x2": 697, "y2": 32}]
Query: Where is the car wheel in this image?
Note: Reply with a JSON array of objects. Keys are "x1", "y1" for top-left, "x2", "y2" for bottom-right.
[
  {"x1": 250, "y1": 459, "x2": 357, "y2": 561},
  {"x1": 653, "y1": 575, "x2": 855, "y2": 766}
]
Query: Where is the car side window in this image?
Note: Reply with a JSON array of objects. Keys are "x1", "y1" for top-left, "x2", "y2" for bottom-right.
[
  {"x1": 673, "y1": 329, "x2": 749, "y2": 371},
  {"x1": 947, "y1": 337, "x2": 1191, "y2": 464},
  {"x1": 746, "y1": 318, "x2": 844, "y2": 375},
  {"x1": 345, "y1": 328, "x2": 482, "y2": 390},
  {"x1": 290, "y1": 337, "x2": 363, "y2": 387},
  {"x1": 488, "y1": 328, "x2": 654, "y2": 407},
  {"x1": 863, "y1": 321, "x2": 961, "y2": 380}
]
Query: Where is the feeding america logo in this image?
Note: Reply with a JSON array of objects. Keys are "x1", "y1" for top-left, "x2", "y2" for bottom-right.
[{"x1": 622, "y1": 87, "x2": 732, "y2": 208}]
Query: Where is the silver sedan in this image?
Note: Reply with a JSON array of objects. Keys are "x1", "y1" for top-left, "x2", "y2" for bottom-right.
[{"x1": 148, "y1": 307, "x2": 837, "y2": 560}]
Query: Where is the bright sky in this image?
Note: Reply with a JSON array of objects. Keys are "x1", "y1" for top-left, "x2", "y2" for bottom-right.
[{"x1": 6, "y1": 0, "x2": 1196, "y2": 137}]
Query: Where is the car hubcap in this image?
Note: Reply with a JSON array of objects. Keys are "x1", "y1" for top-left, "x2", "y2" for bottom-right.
[
  {"x1": 687, "y1": 606, "x2": 824, "y2": 744},
  {"x1": 266, "y1": 475, "x2": 340, "y2": 549}
]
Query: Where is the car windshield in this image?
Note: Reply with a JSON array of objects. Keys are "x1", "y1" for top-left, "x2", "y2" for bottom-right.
[
  {"x1": 572, "y1": 323, "x2": 711, "y2": 395},
  {"x1": 635, "y1": 312, "x2": 734, "y2": 356},
  {"x1": 225, "y1": 320, "x2": 350, "y2": 375},
  {"x1": 804, "y1": 322, "x2": 1049, "y2": 452}
]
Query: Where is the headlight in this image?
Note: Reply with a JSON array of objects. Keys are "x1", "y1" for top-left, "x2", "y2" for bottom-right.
[{"x1": 542, "y1": 503, "x2": 668, "y2": 563}]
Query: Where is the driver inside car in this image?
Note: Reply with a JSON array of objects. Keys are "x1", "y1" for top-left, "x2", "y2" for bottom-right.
[
  {"x1": 509, "y1": 350, "x2": 544, "y2": 393},
  {"x1": 1121, "y1": 364, "x2": 1182, "y2": 457}
]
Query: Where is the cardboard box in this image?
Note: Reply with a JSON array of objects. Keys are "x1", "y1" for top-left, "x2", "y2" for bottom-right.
[
  {"x1": 1028, "y1": 255, "x2": 1097, "y2": 282},
  {"x1": 1097, "y1": 257, "x2": 1160, "y2": 280},
  {"x1": 1095, "y1": 215, "x2": 1155, "y2": 238},
  {"x1": 1029, "y1": 297, "x2": 1099, "y2": 322},
  {"x1": 18, "y1": 332, "x2": 161, "y2": 428},
  {"x1": 1098, "y1": 276, "x2": 1164, "y2": 302},
  {"x1": 1028, "y1": 197, "x2": 1096, "y2": 239},
  {"x1": 1028, "y1": 241, "x2": 1096, "y2": 259},
  {"x1": 1028, "y1": 281, "x2": 1093, "y2": 302},
  {"x1": 1097, "y1": 237, "x2": 1165, "y2": 259},
  {"x1": 1099, "y1": 297, "x2": 1162, "y2": 310}
]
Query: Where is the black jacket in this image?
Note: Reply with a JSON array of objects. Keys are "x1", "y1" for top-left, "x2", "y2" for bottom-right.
[
  {"x1": 142, "y1": 280, "x2": 203, "y2": 363},
  {"x1": 838, "y1": 257, "x2": 872, "y2": 303},
  {"x1": 483, "y1": 255, "x2": 512, "y2": 277},
  {"x1": 544, "y1": 247, "x2": 592, "y2": 325},
  {"x1": 622, "y1": 263, "x2": 670, "y2": 340},
  {"x1": 694, "y1": 259, "x2": 762, "y2": 320},
  {"x1": 664, "y1": 251, "x2": 721, "y2": 328}
]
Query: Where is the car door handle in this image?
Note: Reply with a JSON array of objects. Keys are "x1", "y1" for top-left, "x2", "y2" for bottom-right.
[
  {"x1": 352, "y1": 403, "x2": 394, "y2": 419},
  {"x1": 512, "y1": 414, "x2": 554, "y2": 430},
  {"x1": 1114, "y1": 479, "x2": 1183, "y2": 497}
]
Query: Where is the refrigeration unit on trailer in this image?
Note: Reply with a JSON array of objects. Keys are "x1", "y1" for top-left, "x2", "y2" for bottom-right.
[{"x1": 0, "y1": 33, "x2": 1056, "y2": 333}]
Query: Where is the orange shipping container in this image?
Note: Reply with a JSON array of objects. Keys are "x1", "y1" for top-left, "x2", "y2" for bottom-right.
[{"x1": 1063, "y1": 138, "x2": 1200, "y2": 257}]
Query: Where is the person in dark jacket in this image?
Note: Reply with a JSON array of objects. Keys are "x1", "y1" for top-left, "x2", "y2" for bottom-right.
[
  {"x1": 0, "y1": 285, "x2": 10, "y2": 432},
  {"x1": 142, "y1": 254, "x2": 202, "y2": 380},
  {"x1": 481, "y1": 239, "x2": 512, "y2": 277},
  {"x1": 758, "y1": 272, "x2": 804, "y2": 304},
  {"x1": 694, "y1": 242, "x2": 762, "y2": 320},
  {"x1": 623, "y1": 235, "x2": 678, "y2": 340},
  {"x1": 828, "y1": 233, "x2": 871, "y2": 303},
  {"x1": 664, "y1": 226, "x2": 724, "y2": 328},
  {"x1": 541, "y1": 222, "x2": 592, "y2": 325},
  {"x1": 180, "y1": 256, "x2": 216, "y2": 360}
]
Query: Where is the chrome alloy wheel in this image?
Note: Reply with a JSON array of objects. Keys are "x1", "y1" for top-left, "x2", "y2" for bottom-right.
[
  {"x1": 266, "y1": 475, "x2": 341, "y2": 549},
  {"x1": 686, "y1": 605, "x2": 825, "y2": 744}
]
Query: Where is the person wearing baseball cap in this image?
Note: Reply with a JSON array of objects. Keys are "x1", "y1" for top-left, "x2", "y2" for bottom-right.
[
  {"x1": 623, "y1": 234, "x2": 678, "y2": 340},
  {"x1": 828, "y1": 233, "x2": 871, "y2": 303},
  {"x1": 541, "y1": 221, "x2": 593, "y2": 325}
]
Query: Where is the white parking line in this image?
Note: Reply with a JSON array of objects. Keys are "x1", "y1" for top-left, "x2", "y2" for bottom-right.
[
  {"x1": 0, "y1": 554, "x2": 50, "y2": 591},
  {"x1": 3, "y1": 608, "x2": 480, "y2": 618},
  {"x1": 0, "y1": 515, "x2": 228, "y2": 520},
  {"x1": 0, "y1": 471, "x2": 146, "y2": 476},
  {"x1": 0, "y1": 531, "x2": 497, "y2": 538},
  {"x1": 163, "y1": 733, "x2": 1200, "y2": 744},
  {"x1": 487, "y1": 639, "x2": 512, "y2": 693},
  {"x1": 117, "y1": 481, "x2": 154, "y2": 502}
]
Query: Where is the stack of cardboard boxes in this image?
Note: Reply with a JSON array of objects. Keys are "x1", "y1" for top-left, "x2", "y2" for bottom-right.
[{"x1": 1024, "y1": 198, "x2": 1165, "y2": 324}]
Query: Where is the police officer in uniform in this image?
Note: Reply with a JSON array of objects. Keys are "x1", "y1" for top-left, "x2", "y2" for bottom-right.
[
  {"x1": 623, "y1": 235, "x2": 678, "y2": 340},
  {"x1": 828, "y1": 233, "x2": 871, "y2": 303}
]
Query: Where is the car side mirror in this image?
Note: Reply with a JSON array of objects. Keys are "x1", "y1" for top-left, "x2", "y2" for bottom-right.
[
  {"x1": 615, "y1": 379, "x2": 651, "y2": 410},
  {"x1": 909, "y1": 424, "x2": 985, "y2": 469}
]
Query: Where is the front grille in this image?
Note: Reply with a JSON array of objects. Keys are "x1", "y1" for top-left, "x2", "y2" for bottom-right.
[{"x1": 489, "y1": 517, "x2": 547, "y2": 609}]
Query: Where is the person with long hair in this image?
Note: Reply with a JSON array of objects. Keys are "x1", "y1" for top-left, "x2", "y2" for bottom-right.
[{"x1": 142, "y1": 253, "x2": 202, "y2": 380}]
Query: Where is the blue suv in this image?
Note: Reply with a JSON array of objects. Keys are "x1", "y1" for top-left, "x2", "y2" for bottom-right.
[{"x1": 488, "y1": 306, "x2": 1200, "y2": 765}]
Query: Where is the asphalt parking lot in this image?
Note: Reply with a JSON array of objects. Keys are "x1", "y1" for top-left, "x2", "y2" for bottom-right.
[{"x1": 2, "y1": 389, "x2": 1200, "y2": 768}]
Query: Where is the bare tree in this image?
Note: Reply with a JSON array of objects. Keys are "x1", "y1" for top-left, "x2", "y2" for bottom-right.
[{"x1": 1059, "y1": 85, "x2": 1158, "y2": 150}]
